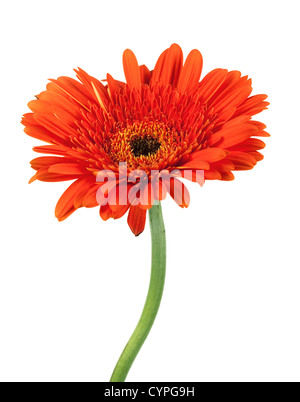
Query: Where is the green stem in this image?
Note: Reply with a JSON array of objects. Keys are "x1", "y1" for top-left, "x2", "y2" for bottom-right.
[{"x1": 110, "y1": 202, "x2": 166, "y2": 382}]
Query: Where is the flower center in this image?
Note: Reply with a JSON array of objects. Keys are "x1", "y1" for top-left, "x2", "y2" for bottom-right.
[
  {"x1": 104, "y1": 120, "x2": 185, "y2": 173},
  {"x1": 130, "y1": 135, "x2": 161, "y2": 157}
]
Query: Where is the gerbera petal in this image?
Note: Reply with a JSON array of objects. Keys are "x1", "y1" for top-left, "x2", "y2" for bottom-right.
[
  {"x1": 22, "y1": 112, "x2": 39, "y2": 126},
  {"x1": 248, "y1": 120, "x2": 270, "y2": 137},
  {"x1": 36, "y1": 90, "x2": 80, "y2": 118},
  {"x1": 204, "y1": 170, "x2": 222, "y2": 180},
  {"x1": 23, "y1": 125, "x2": 67, "y2": 145},
  {"x1": 220, "y1": 171, "x2": 235, "y2": 181},
  {"x1": 106, "y1": 73, "x2": 123, "y2": 102},
  {"x1": 228, "y1": 138, "x2": 266, "y2": 152},
  {"x1": 157, "y1": 43, "x2": 183, "y2": 86},
  {"x1": 139, "y1": 65, "x2": 152, "y2": 84},
  {"x1": 218, "y1": 122, "x2": 258, "y2": 148},
  {"x1": 190, "y1": 148, "x2": 228, "y2": 162},
  {"x1": 166, "y1": 177, "x2": 190, "y2": 208},
  {"x1": 49, "y1": 76, "x2": 93, "y2": 111},
  {"x1": 227, "y1": 151, "x2": 257, "y2": 170},
  {"x1": 127, "y1": 206, "x2": 147, "y2": 236},
  {"x1": 209, "y1": 71, "x2": 248, "y2": 105},
  {"x1": 233, "y1": 94, "x2": 269, "y2": 117},
  {"x1": 30, "y1": 156, "x2": 74, "y2": 170},
  {"x1": 48, "y1": 163, "x2": 88, "y2": 175},
  {"x1": 55, "y1": 177, "x2": 93, "y2": 221},
  {"x1": 151, "y1": 48, "x2": 168, "y2": 85},
  {"x1": 33, "y1": 113, "x2": 76, "y2": 141},
  {"x1": 248, "y1": 151, "x2": 264, "y2": 162},
  {"x1": 82, "y1": 185, "x2": 101, "y2": 208},
  {"x1": 75, "y1": 67, "x2": 110, "y2": 111},
  {"x1": 178, "y1": 148, "x2": 228, "y2": 171},
  {"x1": 212, "y1": 85, "x2": 252, "y2": 115},
  {"x1": 178, "y1": 161, "x2": 210, "y2": 170},
  {"x1": 197, "y1": 69, "x2": 228, "y2": 102},
  {"x1": 28, "y1": 99, "x2": 78, "y2": 127},
  {"x1": 29, "y1": 169, "x2": 78, "y2": 184},
  {"x1": 123, "y1": 49, "x2": 141, "y2": 90},
  {"x1": 210, "y1": 160, "x2": 235, "y2": 172},
  {"x1": 73, "y1": 178, "x2": 98, "y2": 209},
  {"x1": 109, "y1": 204, "x2": 130, "y2": 219},
  {"x1": 177, "y1": 49, "x2": 203, "y2": 93},
  {"x1": 99, "y1": 203, "x2": 113, "y2": 221},
  {"x1": 32, "y1": 144, "x2": 69, "y2": 155}
]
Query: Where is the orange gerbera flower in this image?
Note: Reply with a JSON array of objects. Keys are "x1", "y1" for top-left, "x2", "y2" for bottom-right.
[{"x1": 22, "y1": 44, "x2": 269, "y2": 235}]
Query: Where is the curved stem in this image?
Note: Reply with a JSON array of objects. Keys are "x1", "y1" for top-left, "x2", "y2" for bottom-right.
[{"x1": 110, "y1": 202, "x2": 166, "y2": 382}]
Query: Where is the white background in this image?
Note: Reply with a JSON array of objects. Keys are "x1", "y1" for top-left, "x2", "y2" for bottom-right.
[{"x1": 0, "y1": 0, "x2": 299, "y2": 382}]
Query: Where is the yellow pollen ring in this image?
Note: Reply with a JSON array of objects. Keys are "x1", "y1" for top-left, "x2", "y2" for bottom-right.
[{"x1": 103, "y1": 120, "x2": 184, "y2": 172}]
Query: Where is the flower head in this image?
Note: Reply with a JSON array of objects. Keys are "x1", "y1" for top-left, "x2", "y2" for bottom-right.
[{"x1": 22, "y1": 44, "x2": 269, "y2": 235}]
